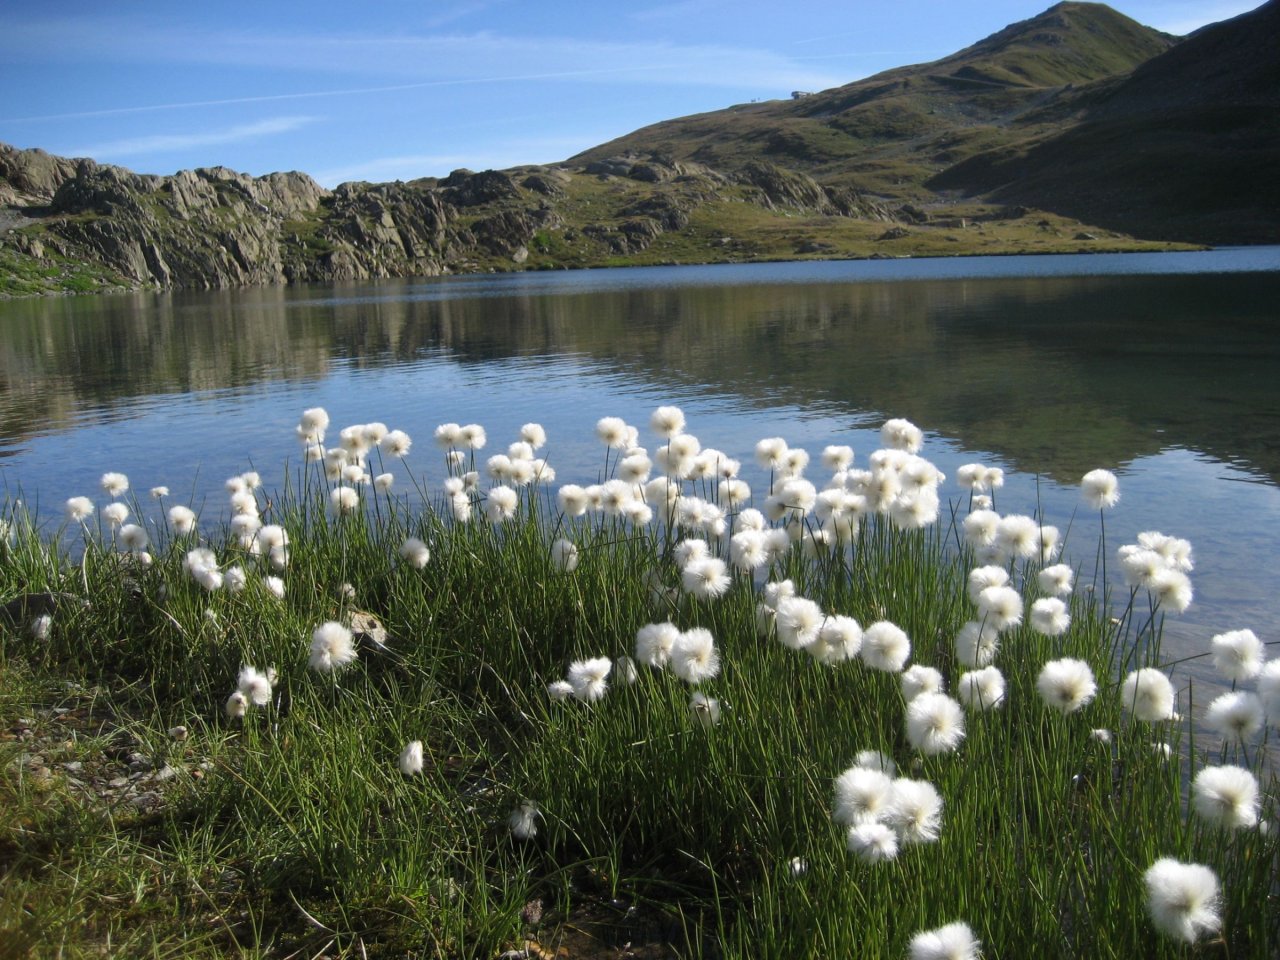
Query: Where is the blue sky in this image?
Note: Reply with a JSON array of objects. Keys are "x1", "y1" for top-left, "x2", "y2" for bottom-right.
[{"x1": 0, "y1": 0, "x2": 1262, "y2": 187}]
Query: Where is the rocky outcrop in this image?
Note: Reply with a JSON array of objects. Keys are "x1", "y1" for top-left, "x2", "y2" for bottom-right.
[
  {"x1": 735, "y1": 160, "x2": 894, "y2": 221},
  {"x1": 0, "y1": 142, "x2": 906, "y2": 294},
  {"x1": 0, "y1": 144, "x2": 79, "y2": 206}
]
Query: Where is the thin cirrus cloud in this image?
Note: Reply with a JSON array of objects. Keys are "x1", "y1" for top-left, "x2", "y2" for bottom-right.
[
  {"x1": 7, "y1": 17, "x2": 847, "y2": 94},
  {"x1": 64, "y1": 116, "x2": 318, "y2": 160}
]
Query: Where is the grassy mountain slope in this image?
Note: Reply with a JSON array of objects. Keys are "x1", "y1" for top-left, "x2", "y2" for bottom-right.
[
  {"x1": 572, "y1": 2, "x2": 1176, "y2": 197},
  {"x1": 931, "y1": 0, "x2": 1280, "y2": 241}
]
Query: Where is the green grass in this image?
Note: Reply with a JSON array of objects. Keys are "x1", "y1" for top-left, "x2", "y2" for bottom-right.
[
  {"x1": 1, "y1": 414, "x2": 1277, "y2": 958},
  {"x1": 0, "y1": 243, "x2": 130, "y2": 297}
]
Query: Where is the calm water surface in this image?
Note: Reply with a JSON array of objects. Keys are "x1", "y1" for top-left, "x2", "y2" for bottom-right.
[{"x1": 2, "y1": 247, "x2": 1279, "y2": 703}]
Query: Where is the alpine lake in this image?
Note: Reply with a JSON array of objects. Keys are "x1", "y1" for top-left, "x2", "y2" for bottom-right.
[{"x1": 2, "y1": 245, "x2": 1279, "y2": 727}]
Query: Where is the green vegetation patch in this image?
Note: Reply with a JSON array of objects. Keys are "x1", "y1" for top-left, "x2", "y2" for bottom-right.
[{"x1": 1, "y1": 409, "x2": 1275, "y2": 957}]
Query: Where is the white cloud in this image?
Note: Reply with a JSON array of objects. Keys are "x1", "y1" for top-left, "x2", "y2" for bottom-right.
[{"x1": 64, "y1": 116, "x2": 318, "y2": 160}]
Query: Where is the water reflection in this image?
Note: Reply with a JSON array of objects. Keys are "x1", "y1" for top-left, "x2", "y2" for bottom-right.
[
  {"x1": 2, "y1": 254, "x2": 1280, "y2": 701},
  {"x1": 5, "y1": 259, "x2": 1276, "y2": 485}
]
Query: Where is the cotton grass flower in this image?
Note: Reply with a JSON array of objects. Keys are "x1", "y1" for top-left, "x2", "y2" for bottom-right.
[
  {"x1": 681, "y1": 557, "x2": 731, "y2": 601},
  {"x1": 881, "y1": 418, "x2": 923, "y2": 453},
  {"x1": 309, "y1": 621, "x2": 356, "y2": 673},
  {"x1": 263, "y1": 575, "x2": 285, "y2": 599},
  {"x1": 225, "y1": 690, "x2": 248, "y2": 719},
  {"x1": 673, "y1": 537, "x2": 709, "y2": 569},
  {"x1": 568, "y1": 657, "x2": 612, "y2": 702},
  {"x1": 635, "y1": 622, "x2": 680, "y2": 669},
  {"x1": 1120, "y1": 668, "x2": 1176, "y2": 722},
  {"x1": 821, "y1": 444, "x2": 854, "y2": 472},
  {"x1": 1192, "y1": 765, "x2": 1259, "y2": 830},
  {"x1": 908, "y1": 921, "x2": 981, "y2": 960},
  {"x1": 330, "y1": 486, "x2": 360, "y2": 515},
  {"x1": 237, "y1": 666, "x2": 274, "y2": 706},
  {"x1": 1029, "y1": 597, "x2": 1071, "y2": 637},
  {"x1": 670, "y1": 628, "x2": 720, "y2": 684},
  {"x1": 775, "y1": 596, "x2": 823, "y2": 651},
  {"x1": 954, "y1": 621, "x2": 1000, "y2": 668},
  {"x1": 815, "y1": 615, "x2": 862, "y2": 664},
  {"x1": 1036, "y1": 658, "x2": 1097, "y2": 714},
  {"x1": 224, "y1": 565, "x2": 247, "y2": 593},
  {"x1": 1144, "y1": 858, "x2": 1221, "y2": 943},
  {"x1": 861, "y1": 621, "x2": 911, "y2": 672},
  {"x1": 551, "y1": 538, "x2": 579, "y2": 572},
  {"x1": 1038, "y1": 563, "x2": 1075, "y2": 597},
  {"x1": 299, "y1": 407, "x2": 330, "y2": 442},
  {"x1": 65, "y1": 496, "x2": 94, "y2": 522},
  {"x1": 557, "y1": 484, "x2": 590, "y2": 518},
  {"x1": 149, "y1": 485, "x2": 169, "y2": 498},
  {"x1": 689, "y1": 692, "x2": 721, "y2": 728},
  {"x1": 962, "y1": 509, "x2": 1000, "y2": 549},
  {"x1": 905, "y1": 693, "x2": 966, "y2": 756},
  {"x1": 1210, "y1": 628, "x2": 1264, "y2": 682},
  {"x1": 900, "y1": 665, "x2": 944, "y2": 702},
  {"x1": 1139, "y1": 530, "x2": 1194, "y2": 572},
  {"x1": 754, "y1": 437, "x2": 788, "y2": 470},
  {"x1": 484, "y1": 485, "x2": 519, "y2": 523},
  {"x1": 101, "y1": 502, "x2": 129, "y2": 527},
  {"x1": 885, "y1": 778, "x2": 943, "y2": 844},
  {"x1": 1081, "y1": 468, "x2": 1120, "y2": 509},
  {"x1": 433, "y1": 422, "x2": 461, "y2": 448},
  {"x1": 649, "y1": 405, "x2": 685, "y2": 437},
  {"x1": 100, "y1": 472, "x2": 129, "y2": 497},
  {"x1": 119, "y1": 523, "x2": 148, "y2": 552},
  {"x1": 595, "y1": 416, "x2": 630, "y2": 448},
  {"x1": 184, "y1": 547, "x2": 222, "y2": 592},
  {"x1": 763, "y1": 580, "x2": 795, "y2": 610},
  {"x1": 996, "y1": 514, "x2": 1040, "y2": 559},
  {"x1": 1205, "y1": 691, "x2": 1264, "y2": 740},
  {"x1": 458, "y1": 423, "x2": 486, "y2": 450},
  {"x1": 520, "y1": 422, "x2": 547, "y2": 449},
  {"x1": 966, "y1": 566, "x2": 1008, "y2": 603},
  {"x1": 399, "y1": 537, "x2": 430, "y2": 569},
  {"x1": 846, "y1": 822, "x2": 899, "y2": 864},
  {"x1": 957, "y1": 666, "x2": 1006, "y2": 711},
  {"x1": 399, "y1": 741, "x2": 424, "y2": 776},
  {"x1": 374, "y1": 472, "x2": 394, "y2": 491},
  {"x1": 729, "y1": 530, "x2": 767, "y2": 571},
  {"x1": 508, "y1": 801, "x2": 540, "y2": 840},
  {"x1": 976, "y1": 585, "x2": 1023, "y2": 632},
  {"x1": 1150, "y1": 567, "x2": 1194, "y2": 613},
  {"x1": 833, "y1": 765, "x2": 895, "y2": 827},
  {"x1": 380, "y1": 429, "x2": 411, "y2": 458}
]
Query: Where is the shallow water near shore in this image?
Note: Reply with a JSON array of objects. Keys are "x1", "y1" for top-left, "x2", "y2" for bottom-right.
[{"x1": 2, "y1": 247, "x2": 1279, "y2": 702}]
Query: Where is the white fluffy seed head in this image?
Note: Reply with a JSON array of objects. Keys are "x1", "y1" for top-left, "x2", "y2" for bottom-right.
[
  {"x1": 399, "y1": 740, "x2": 424, "y2": 776},
  {"x1": 905, "y1": 693, "x2": 966, "y2": 756},
  {"x1": 908, "y1": 921, "x2": 981, "y2": 960},
  {"x1": 1120, "y1": 668, "x2": 1176, "y2": 722},
  {"x1": 1192, "y1": 765, "x2": 1259, "y2": 830},
  {"x1": 1036, "y1": 658, "x2": 1097, "y2": 714},
  {"x1": 1144, "y1": 858, "x2": 1221, "y2": 943},
  {"x1": 1210, "y1": 629, "x2": 1265, "y2": 682},
  {"x1": 861, "y1": 621, "x2": 911, "y2": 673}
]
